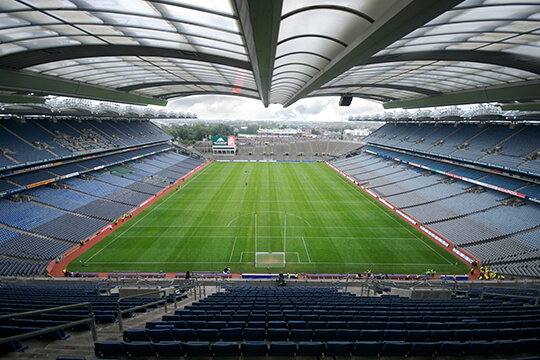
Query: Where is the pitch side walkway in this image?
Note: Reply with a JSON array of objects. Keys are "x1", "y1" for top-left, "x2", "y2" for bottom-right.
[{"x1": 48, "y1": 160, "x2": 213, "y2": 278}]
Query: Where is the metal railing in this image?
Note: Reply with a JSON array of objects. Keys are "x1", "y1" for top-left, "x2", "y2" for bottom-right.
[
  {"x1": 117, "y1": 282, "x2": 199, "y2": 331},
  {"x1": 0, "y1": 302, "x2": 98, "y2": 347}
]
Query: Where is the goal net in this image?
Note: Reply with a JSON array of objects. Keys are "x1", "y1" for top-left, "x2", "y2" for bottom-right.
[{"x1": 255, "y1": 252, "x2": 286, "y2": 268}]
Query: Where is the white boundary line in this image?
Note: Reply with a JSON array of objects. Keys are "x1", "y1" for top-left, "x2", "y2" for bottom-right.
[
  {"x1": 229, "y1": 236, "x2": 237, "y2": 263},
  {"x1": 86, "y1": 166, "x2": 209, "y2": 264},
  {"x1": 376, "y1": 205, "x2": 453, "y2": 265},
  {"x1": 89, "y1": 259, "x2": 451, "y2": 266},
  {"x1": 254, "y1": 213, "x2": 257, "y2": 254},
  {"x1": 283, "y1": 212, "x2": 286, "y2": 253},
  {"x1": 302, "y1": 237, "x2": 312, "y2": 263}
]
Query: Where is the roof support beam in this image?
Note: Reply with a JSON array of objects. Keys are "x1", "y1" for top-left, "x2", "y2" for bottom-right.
[
  {"x1": 383, "y1": 81, "x2": 540, "y2": 109},
  {"x1": 319, "y1": 84, "x2": 441, "y2": 96},
  {"x1": 234, "y1": 0, "x2": 282, "y2": 107},
  {"x1": 367, "y1": 51, "x2": 540, "y2": 75},
  {"x1": 283, "y1": 0, "x2": 463, "y2": 107},
  {"x1": 501, "y1": 103, "x2": 540, "y2": 111},
  {"x1": 0, "y1": 45, "x2": 251, "y2": 71},
  {"x1": 0, "y1": 69, "x2": 166, "y2": 106},
  {"x1": 0, "y1": 95, "x2": 46, "y2": 104}
]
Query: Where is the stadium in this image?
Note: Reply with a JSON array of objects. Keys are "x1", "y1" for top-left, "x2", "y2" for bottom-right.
[{"x1": 0, "y1": 1, "x2": 539, "y2": 358}]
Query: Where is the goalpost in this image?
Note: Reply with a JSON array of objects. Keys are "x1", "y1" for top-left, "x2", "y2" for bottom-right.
[{"x1": 254, "y1": 212, "x2": 286, "y2": 268}]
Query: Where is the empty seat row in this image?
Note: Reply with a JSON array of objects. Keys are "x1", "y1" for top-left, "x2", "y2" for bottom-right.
[
  {"x1": 128, "y1": 326, "x2": 540, "y2": 343},
  {"x1": 148, "y1": 318, "x2": 540, "y2": 331},
  {"x1": 96, "y1": 338, "x2": 540, "y2": 358},
  {"x1": 167, "y1": 312, "x2": 539, "y2": 324}
]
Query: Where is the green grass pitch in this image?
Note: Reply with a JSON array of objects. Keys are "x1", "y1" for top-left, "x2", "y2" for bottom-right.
[{"x1": 71, "y1": 162, "x2": 470, "y2": 275}]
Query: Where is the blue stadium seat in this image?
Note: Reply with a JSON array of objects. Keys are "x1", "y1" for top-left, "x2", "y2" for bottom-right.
[
  {"x1": 407, "y1": 321, "x2": 426, "y2": 330},
  {"x1": 467, "y1": 340, "x2": 496, "y2": 355},
  {"x1": 430, "y1": 329, "x2": 454, "y2": 342},
  {"x1": 287, "y1": 320, "x2": 307, "y2": 329},
  {"x1": 290, "y1": 329, "x2": 313, "y2": 341},
  {"x1": 360, "y1": 329, "x2": 383, "y2": 341},
  {"x1": 215, "y1": 314, "x2": 232, "y2": 321},
  {"x1": 519, "y1": 338, "x2": 540, "y2": 353},
  {"x1": 268, "y1": 320, "x2": 287, "y2": 328},
  {"x1": 220, "y1": 327, "x2": 243, "y2": 341},
  {"x1": 241, "y1": 341, "x2": 268, "y2": 356},
  {"x1": 183, "y1": 341, "x2": 212, "y2": 356},
  {"x1": 250, "y1": 314, "x2": 266, "y2": 321},
  {"x1": 168, "y1": 320, "x2": 187, "y2": 329},
  {"x1": 244, "y1": 327, "x2": 266, "y2": 341},
  {"x1": 406, "y1": 330, "x2": 431, "y2": 342},
  {"x1": 410, "y1": 342, "x2": 441, "y2": 357},
  {"x1": 187, "y1": 320, "x2": 207, "y2": 329},
  {"x1": 494, "y1": 339, "x2": 522, "y2": 354},
  {"x1": 325, "y1": 341, "x2": 355, "y2": 356},
  {"x1": 228, "y1": 320, "x2": 247, "y2": 328},
  {"x1": 151, "y1": 341, "x2": 184, "y2": 357},
  {"x1": 94, "y1": 341, "x2": 125, "y2": 357},
  {"x1": 308, "y1": 321, "x2": 327, "y2": 329},
  {"x1": 123, "y1": 328, "x2": 149, "y2": 342},
  {"x1": 381, "y1": 341, "x2": 412, "y2": 357},
  {"x1": 298, "y1": 341, "x2": 325, "y2": 356},
  {"x1": 439, "y1": 341, "x2": 469, "y2": 356},
  {"x1": 231, "y1": 314, "x2": 249, "y2": 321},
  {"x1": 123, "y1": 341, "x2": 154, "y2": 357},
  {"x1": 206, "y1": 320, "x2": 227, "y2": 329},
  {"x1": 475, "y1": 329, "x2": 499, "y2": 341},
  {"x1": 211, "y1": 342, "x2": 240, "y2": 356},
  {"x1": 336, "y1": 329, "x2": 361, "y2": 341},
  {"x1": 267, "y1": 328, "x2": 289, "y2": 341},
  {"x1": 383, "y1": 329, "x2": 406, "y2": 341},
  {"x1": 498, "y1": 328, "x2": 521, "y2": 340},
  {"x1": 313, "y1": 328, "x2": 336, "y2": 341},
  {"x1": 452, "y1": 329, "x2": 476, "y2": 342},
  {"x1": 269, "y1": 341, "x2": 297, "y2": 356},
  {"x1": 247, "y1": 321, "x2": 266, "y2": 328},
  {"x1": 172, "y1": 328, "x2": 196, "y2": 342},
  {"x1": 196, "y1": 329, "x2": 220, "y2": 341},
  {"x1": 327, "y1": 320, "x2": 347, "y2": 329},
  {"x1": 348, "y1": 321, "x2": 366, "y2": 329},
  {"x1": 148, "y1": 328, "x2": 173, "y2": 342},
  {"x1": 353, "y1": 341, "x2": 381, "y2": 357}
]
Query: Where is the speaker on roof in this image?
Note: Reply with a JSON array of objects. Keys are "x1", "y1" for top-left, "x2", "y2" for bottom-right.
[{"x1": 339, "y1": 95, "x2": 352, "y2": 107}]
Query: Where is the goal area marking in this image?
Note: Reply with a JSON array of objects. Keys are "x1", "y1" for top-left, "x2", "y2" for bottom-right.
[
  {"x1": 255, "y1": 252, "x2": 286, "y2": 268},
  {"x1": 254, "y1": 212, "x2": 288, "y2": 268}
]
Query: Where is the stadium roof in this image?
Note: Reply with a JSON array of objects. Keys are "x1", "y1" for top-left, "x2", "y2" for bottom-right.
[{"x1": 0, "y1": 0, "x2": 539, "y2": 111}]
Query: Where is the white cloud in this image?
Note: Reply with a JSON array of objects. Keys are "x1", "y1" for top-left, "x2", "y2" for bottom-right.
[{"x1": 165, "y1": 95, "x2": 383, "y2": 121}]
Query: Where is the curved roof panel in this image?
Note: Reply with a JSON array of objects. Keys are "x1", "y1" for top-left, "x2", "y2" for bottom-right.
[{"x1": 0, "y1": 0, "x2": 538, "y2": 110}]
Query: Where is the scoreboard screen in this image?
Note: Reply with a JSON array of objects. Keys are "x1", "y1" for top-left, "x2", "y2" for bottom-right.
[{"x1": 212, "y1": 136, "x2": 236, "y2": 154}]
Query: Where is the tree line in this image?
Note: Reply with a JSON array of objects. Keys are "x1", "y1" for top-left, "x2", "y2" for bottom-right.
[{"x1": 166, "y1": 123, "x2": 237, "y2": 144}]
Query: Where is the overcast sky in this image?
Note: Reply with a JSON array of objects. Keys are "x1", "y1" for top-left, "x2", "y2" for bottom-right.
[{"x1": 165, "y1": 95, "x2": 384, "y2": 122}]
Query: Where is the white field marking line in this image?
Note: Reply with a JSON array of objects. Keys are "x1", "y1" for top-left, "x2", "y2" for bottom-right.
[
  {"x1": 86, "y1": 167, "x2": 209, "y2": 263},
  {"x1": 89, "y1": 260, "x2": 451, "y2": 266},
  {"x1": 239, "y1": 251, "x2": 255, "y2": 263},
  {"x1": 302, "y1": 237, "x2": 312, "y2": 263},
  {"x1": 229, "y1": 236, "x2": 237, "y2": 263},
  {"x1": 118, "y1": 235, "x2": 422, "y2": 241},
  {"x1": 295, "y1": 252, "x2": 300, "y2": 263},
  {"x1": 254, "y1": 213, "x2": 257, "y2": 254},
  {"x1": 378, "y1": 206, "x2": 452, "y2": 264},
  {"x1": 358, "y1": 188, "x2": 453, "y2": 265},
  {"x1": 226, "y1": 211, "x2": 312, "y2": 228},
  {"x1": 132, "y1": 224, "x2": 400, "y2": 230},
  {"x1": 284, "y1": 213, "x2": 286, "y2": 253}
]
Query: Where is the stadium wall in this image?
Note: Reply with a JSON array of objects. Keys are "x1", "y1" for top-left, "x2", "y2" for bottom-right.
[
  {"x1": 326, "y1": 162, "x2": 478, "y2": 269},
  {"x1": 47, "y1": 159, "x2": 214, "y2": 277}
]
